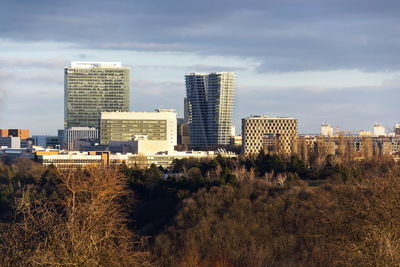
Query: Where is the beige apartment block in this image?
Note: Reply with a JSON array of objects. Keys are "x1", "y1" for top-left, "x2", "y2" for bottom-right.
[{"x1": 242, "y1": 116, "x2": 298, "y2": 155}]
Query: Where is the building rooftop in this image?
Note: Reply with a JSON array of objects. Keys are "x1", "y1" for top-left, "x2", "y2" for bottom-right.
[
  {"x1": 101, "y1": 110, "x2": 177, "y2": 120},
  {"x1": 245, "y1": 115, "x2": 297, "y2": 120},
  {"x1": 69, "y1": 61, "x2": 123, "y2": 68},
  {"x1": 185, "y1": 72, "x2": 235, "y2": 75}
]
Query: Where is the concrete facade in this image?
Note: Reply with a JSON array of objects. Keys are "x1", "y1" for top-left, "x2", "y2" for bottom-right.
[
  {"x1": 100, "y1": 109, "x2": 177, "y2": 147},
  {"x1": 0, "y1": 129, "x2": 30, "y2": 139},
  {"x1": 242, "y1": 116, "x2": 298, "y2": 155},
  {"x1": 64, "y1": 127, "x2": 99, "y2": 150}
]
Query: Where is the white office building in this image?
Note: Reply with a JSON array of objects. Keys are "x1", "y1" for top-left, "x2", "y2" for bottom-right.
[
  {"x1": 64, "y1": 127, "x2": 99, "y2": 150},
  {"x1": 100, "y1": 109, "x2": 177, "y2": 151}
]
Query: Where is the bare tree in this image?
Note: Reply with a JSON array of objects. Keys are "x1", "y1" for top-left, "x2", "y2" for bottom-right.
[{"x1": 1, "y1": 166, "x2": 151, "y2": 267}]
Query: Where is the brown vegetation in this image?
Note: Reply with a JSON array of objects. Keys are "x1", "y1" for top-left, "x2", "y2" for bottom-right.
[
  {"x1": 0, "y1": 166, "x2": 151, "y2": 266},
  {"x1": 154, "y1": 162, "x2": 400, "y2": 267},
  {"x1": 1, "y1": 154, "x2": 400, "y2": 266}
]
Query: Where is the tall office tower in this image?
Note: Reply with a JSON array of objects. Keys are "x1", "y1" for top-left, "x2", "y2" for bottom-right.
[
  {"x1": 242, "y1": 116, "x2": 298, "y2": 155},
  {"x1": 64, "y1": 62, "x2": 130, "y2": 129},
  {"x1": 185, "y1": 72, "x2": 235, "y2": 148}
]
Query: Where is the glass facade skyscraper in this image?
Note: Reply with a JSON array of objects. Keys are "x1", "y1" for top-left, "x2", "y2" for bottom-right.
[
  {"x1": 64, "y1": 62, "x2": 130, "y2": 129},
  {"x1": 185, "y1": 72, "x2": 235, "y2": 148}
]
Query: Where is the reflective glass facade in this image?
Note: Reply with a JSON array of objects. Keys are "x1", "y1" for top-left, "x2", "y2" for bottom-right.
[
  {"x1": 185, "y1": 72, "x2": 235, "y2": 148},
  {"x1": 64, "y1": 62, "x2": 129, "y2": 129}
]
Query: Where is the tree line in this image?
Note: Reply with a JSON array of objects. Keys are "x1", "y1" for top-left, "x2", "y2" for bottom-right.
[{"x1": 0, "y1": 151, "x2": 399, "y2": 266}]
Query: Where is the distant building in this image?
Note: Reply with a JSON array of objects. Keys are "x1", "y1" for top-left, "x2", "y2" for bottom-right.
[
  {"x1": 100, "y1": 109, "x2": 177, "y2": 149},
  {"x1": 64, "y1": 127, "x2": 99, "y2": 150},
  {"x1": 242, "y1": 116, "x2": 298, "y2": 155},
  {"x1": 230, "y1": 135, "x2": 242, "y2": 146},
  {"x1": 35, "y1": 151, "x2": 110, "y2": 170},
  {"x1": 395, "y1": 124, "x2": 400, "y2": 136},
  {"x1": 0, "y1": 129, "x2": 30, "y2": 139},
  {"x1": 64, "y1": 61, "x2": 130, "y2": 129},
  {"x1": 262, "y1": 134, "x2": 281, "y2": 154},
  {"x1": 359, "y1": 130, "x2": 373, "y2": 137},
  {"x1": 0, "y1": 137, "x2": 21, "y2": 149},
  {"x1": 33, "y1": 149, "x2": 236, "y2": 170},
  {"x1": 177, "y1": 118, "x2": 190, "y2": 149},
  {"x1": 231, "y1": 125, "x2": 236, "y2": 137},
  {"x1": 32, "y1": 135, "x2": 60, "y2": 148},
  {"x1": 183, "y1": 98, "x2": 191, "y2": 124},
  {"x1": 185, "y1": 72, "x2": 235, "y2": 148},
  {"x1": 320, "y1": 123, "x2": 333, "y2": 137},
  {"x1": 373, "y1": 123, "x2": 386, "y2": 137}
]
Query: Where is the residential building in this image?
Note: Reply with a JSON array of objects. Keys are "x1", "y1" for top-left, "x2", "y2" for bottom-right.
[
  {"x1": 359, "y1": 130, "x2": 373, "y2": 137},
  {"x1": 185, "y1": 72, "x2": 235, "y2": 148},
  {"x1": 242, "y1": 116, "x2": 298, "y2": 155},
  {"x1": 100, "y1": 109, "x2": 177, "y2": 149},
  {"x1": 373, "y1": 123, "x2": 386, "y2": 137},
  {"x1": 63, "y1": 127, "x2": 99, "y2": 150},
  {"x1": 0, "y1": 129, "x2": 30, "y2": 139},
  {"x1": 64, "y1": 61, "x2": 130, "y2": 129},
  {"x1": 320, "y1": 123, "x2": 333, "y2": 137},
  {"x1": 395, "y1": 124, "x2": 400, "y2": 136}
]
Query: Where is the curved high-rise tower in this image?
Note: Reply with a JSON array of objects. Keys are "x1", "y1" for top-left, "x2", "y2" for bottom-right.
[{"x1": 185, "y1": 72, "x2": 235, "y2": 148}]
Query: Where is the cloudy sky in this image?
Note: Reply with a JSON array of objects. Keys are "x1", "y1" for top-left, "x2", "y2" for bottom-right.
[{"x1": 0, "y1": 0, "x2": 399, "y2": 134}]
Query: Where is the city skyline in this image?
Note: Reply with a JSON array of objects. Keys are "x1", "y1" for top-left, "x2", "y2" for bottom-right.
[{"x1": 0, "y1": 0, "x2": 399, "y2": 134}]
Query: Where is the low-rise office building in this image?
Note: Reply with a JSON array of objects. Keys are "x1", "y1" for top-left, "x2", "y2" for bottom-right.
[
  {"x1": 35, "y1": 151, "x2": 110, "y2": 170},
  {"x1": 0, "y1": 137, "x2": 21, "y2": 149},
  {"x1": 63, "y1": 127, "x2": 99, "y2": 150},
  {"x1": 100, "y1": 109, "x2": 177, "y2": 148}
]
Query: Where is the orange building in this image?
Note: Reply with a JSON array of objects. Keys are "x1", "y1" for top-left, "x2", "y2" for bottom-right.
[{"x1": 0, "y1": 129, "x2": 30, "y2": 139}]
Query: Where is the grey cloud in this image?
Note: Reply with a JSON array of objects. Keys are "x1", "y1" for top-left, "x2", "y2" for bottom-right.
[
  {"x1": 0, "y1": 58, "x2": 68, "y2": 69},
  {"x1": 1, "y1": 0, "x2": 400, "y2": 72},
  {"x1": 130, "y1": 64, "x2": 248, "y2": 72},
  {"x1": 235, "y1": 83, "x2": 400, "y2": 133},
  {"x1": 130, "y1": 79, "x2": 185, "y2": 114}
]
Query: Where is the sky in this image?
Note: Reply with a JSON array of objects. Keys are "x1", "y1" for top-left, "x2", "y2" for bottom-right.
[{"x1": 0, "y1": 0, "x2": 399, "y2": 135}]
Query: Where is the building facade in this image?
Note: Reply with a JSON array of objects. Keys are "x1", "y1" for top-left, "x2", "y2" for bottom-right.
[
  {"x1": 395, "y1": 124, "x2": 400, "y2": 136},
  {"x1": 242, "y1": 116, "x2": 298, "y2": 155},
  {"x1": 0, "y1": 129, "x2": 30, "y2": 139},
  {"x1": 32, "y1": 135, "x2": 60, "y2": 148},
  {"x1": 320, "y1": 123, "x2": 333, "y2": 137},
  {"x1": 0, "y1": 137, "x2": 21, "y2": 149},
  {"x1": 185, "y1": 72, "x2": 235, "y2": 148},
  {"x1": 373, "y1": 123, "x2": 386, "y2": 137},
  {"x1": 64, "y1": 62, "x2": 130, "y2": 129},
  {"x1": 100, "y1": 109, "x2": 177, "y2": 149},
  {"x1": 63, "y1": 127, "x2": 99, "y2": 150}
]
